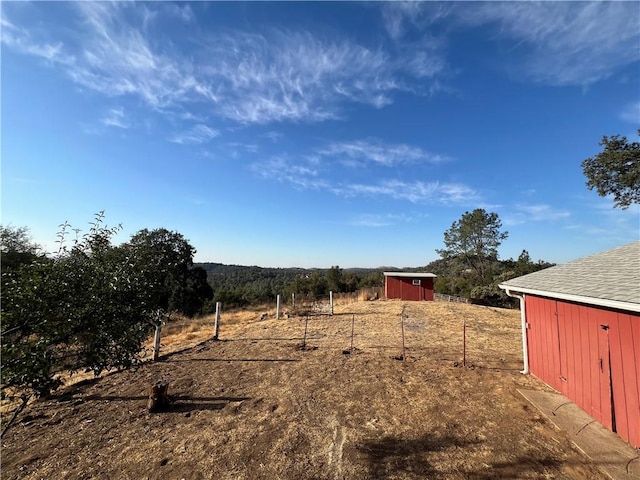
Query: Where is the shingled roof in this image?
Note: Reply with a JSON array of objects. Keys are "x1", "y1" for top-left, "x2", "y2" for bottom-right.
[{"x1": 499, "y1": 241, "x2": 640, "y2": 312}]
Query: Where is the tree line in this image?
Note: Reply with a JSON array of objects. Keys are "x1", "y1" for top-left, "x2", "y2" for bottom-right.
[
  {"x1": 198, "y1": 215, "x2": 554, "y2": 309},
  {"x1": 199, "y1": 263, "x2": 384, "y2": 308}
]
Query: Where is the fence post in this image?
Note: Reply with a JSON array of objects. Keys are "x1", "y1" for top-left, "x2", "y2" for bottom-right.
[
  {"x1": 292, "y1": 293, "x2": 295, "y2": 309},
  {"x1": 153, "y1": 311, "x2": 162, "y2": 361},
  {"x1": 463, "y1": 318, "x2": 467, "y2": 367},
  {"x1": 330, "y1": 291, "x2": 334, "y2": 315},
  {"x1": 303, "y1": 314, "x2": 309, "y2": 348},
  {"x1": 350, "y1": 313, "x2": 355, "y2": 352},
  {"x1": 400, "y1": 312, "x2": 406, "y2": 361},
  {"x1": 276, "y1": 294, "x2": 281, "y2": 319},
  {"x1": 214, "y1": 302, "x2": 221, "y2": 340}
]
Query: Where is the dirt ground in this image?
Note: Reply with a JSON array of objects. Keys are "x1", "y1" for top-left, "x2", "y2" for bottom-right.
[{"x1": 1, "y1": 300, "x2": 610, "y2": 480}]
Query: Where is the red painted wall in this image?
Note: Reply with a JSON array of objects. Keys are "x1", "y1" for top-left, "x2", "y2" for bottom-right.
[
  {"x1": 525, "y1": 295, "x2": 640, "y2": 447},
  {"x1": 385, "y1": 276, "x2": 434, "y2": 301}
]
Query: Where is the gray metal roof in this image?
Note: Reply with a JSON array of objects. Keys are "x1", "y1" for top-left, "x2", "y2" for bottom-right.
[{"x1": 499, "y1": 241, "x2": 640, "y2": 311}]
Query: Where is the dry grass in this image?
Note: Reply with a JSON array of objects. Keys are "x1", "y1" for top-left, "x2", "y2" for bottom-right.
[
  {"x1": 1, "y1": 300, "x2": 609, "y2": 480},
  {"x1": 145, "y1": 308, "x2": 277, "y2": 358},
  {"x1": 216, "y1": 300, "x2": 523, "y2": 371}
]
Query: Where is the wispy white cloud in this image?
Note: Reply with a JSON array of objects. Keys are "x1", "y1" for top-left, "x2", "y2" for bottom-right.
[
  {"x1": 2, "y1": 3, "x2": 447, "y2": 125},
  {"x1": 381, "y1": 1, "x2": 640, "y2": 90},
  {"x1": 250, "y1": 155, "x2": 476, "y2": 205},
  {"x1": 503, "y1": 204, "x2": 571, "y2": 226},
  {"x1": 454, "y1": 2, "x2": 640, "y2": 86},
  {"x1": 177, "y1": 111, "x2": 209, "y2": 123},
  {"x1": 170, "y1": 124, "x2": 220, "y2": 145},
  {"x1": 0, "y1": 13, "x2": 64, "y2": 60},
  {"x1": 3, "y1": 3, "x2": 210, "y2": 109},
  {"x1": 250, "y1": 156, "x2": 329, "y2": 191},
  {"x1": 380, "y1": 2, "x2": 640, "y2": 87},
  {"x1": 381, "y1": 2, "x2": 450, "y2": 41},
  {"x1": 202, "y1": 29, "x2": 439, "y2": 123},
  {"x1": 222, "y1": 142, "x2": 259, "y2": 159},
  {"x1": 0, "y1": 3, "x2": 195, "y2": 109},
  {"x1": 164, "y1": 4, "x2": 194, "y2": 23},
  {"x1": 564, "y1": 198, "x2": 639, "y2": 244},
  {"x1": 337, "y1": 180, "x2": 478, "y2": 205},
  {"x1": 518, "y1": 204, "x2": 571, "y2": 221},
  {"x1": 378, "y1": 3, "x2": 451, "y2": 93},
  {"x1": 620, "y1": 101, "x2": 640, "y2": 124},
  {"x1": 71, "y1": 3, "x2": 199, "y2": 108},
  {"x1": 257, "y1": 160, "x2": 479, "y2": 205},
  {"x1": 250, "y1": 137, "x2": 464, "y2": 204},
  {"x1": 347, "y1": 213, "x2": 414, "y2": 228},
  {"x1": 227, "y1": 142, "x2": 258, "y2": 154},
  {"x1": 262, "y1": 131, "x2": 283, "y2": 143},
  {"x1": 381, "y1": 2, "x2": 423, "y2": 40},
  {"x1": 318, "y1": 140, "x2": 449, "y2": 167},
  {"x1": 590, "y1": 196, "x2": 640, "y2": 223},
  {"x1": 101, "y1": 107, "x2": 129, "y2": 129}
]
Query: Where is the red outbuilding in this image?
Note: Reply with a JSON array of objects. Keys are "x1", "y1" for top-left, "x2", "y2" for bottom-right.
[
  {"x1": 499, "y1": 242, "x2": 640, "y2": 447},
  {"x1": 384, "y1": 272, "x2": 437, "y2": 301}
]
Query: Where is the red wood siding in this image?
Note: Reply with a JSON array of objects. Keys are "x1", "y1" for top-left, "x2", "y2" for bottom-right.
[
  {"x1": 525, "y1": 295, "x2": 640, "y2": 447},
  {"x1": 608, "y1": 309, "x2": 640, "y2": 448},
  {"x1": 385, "y1": 277, "x2": 434, "y2": 301}
]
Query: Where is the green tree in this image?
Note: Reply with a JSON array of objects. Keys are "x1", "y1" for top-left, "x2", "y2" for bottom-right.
[
  {"x1": 359, "y1": 271, "x2": 384, "y2": 288},
  {"x1": 124, "y1": 228, "x2": 212, "y2": 315},
  {"x1": 1, "y1": 213, "x2": 153, "y2": 397},
  {"x1": 310, "y1": 271, "x2": 328, "y2": 296},
  {"x1": 343, "y1": 271, "x2": 360, "y2": 292},
  {"x1": 175, "y1": 267, "x2": 214, "y2": 317},
  {"x1": 326, "y1": 265, "x2": 344, "y2": 293},
  {"x1": 513, "y1": 249, "x2": 554, "y2": 276},
  {"x1": 436, "y1": 209, "x2": 508, "y2": 285},
  {"x1": 515, "y1": 249, "x2": 532, "y2": 271},
  {"x1": 582, "y1": 130, "x2": 640, "y2": 209},
  {"x1": 291, "y1": 274, "x2": 313, "y2": 295},
  {"x1": 470, "y1": 271, "x2": 518, "y2": 307},
  {"x1": 0, "y1": 225, "x2": 43, "y2": 271}
]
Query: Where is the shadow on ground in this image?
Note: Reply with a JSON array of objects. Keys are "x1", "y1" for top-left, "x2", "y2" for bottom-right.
[
  {"x1": 78, "y1": 394, "x2": 251, "y2": 412},
  {"x1": 356, "y1": 433, "x2": 480, "y2": 479},
  {"x1": 466, "y1": 454, "x2": 565, "y2": 479}
]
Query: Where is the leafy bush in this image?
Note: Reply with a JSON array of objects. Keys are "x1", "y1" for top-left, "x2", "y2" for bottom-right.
[
  {"x1": 1, "y1": 214, "x2": 211, "y2": 398},
  {"x1": 1, "y1": 215, "x2": 152, "y2": 397}
]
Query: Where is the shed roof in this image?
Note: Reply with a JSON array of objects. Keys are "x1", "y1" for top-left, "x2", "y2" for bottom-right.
[
  {"x1": 383, "y1": 272, "x2": 437, "y2": 278},
  {"x1": 499, "y1": 241, "x2": 640, "y2": 312}
]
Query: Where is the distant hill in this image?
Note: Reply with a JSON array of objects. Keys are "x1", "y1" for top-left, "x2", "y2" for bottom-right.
[
  {"x1": 197, "y1": 262, "x2": 309, "y2": 275},
  {"x1": 195, "y1": 263, "x2": 386, "y2": 308},
  {"x1": 196, "y1": 263, "x2": 385, "y2": 277}
]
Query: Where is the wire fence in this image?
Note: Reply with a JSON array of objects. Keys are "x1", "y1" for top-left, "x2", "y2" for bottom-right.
[
  {"x1": 434, "y1": 293, "x2": 470, "y2": 304},
  {"x1": 172, "y1": 299, "x2": 524, "y2": 372}
]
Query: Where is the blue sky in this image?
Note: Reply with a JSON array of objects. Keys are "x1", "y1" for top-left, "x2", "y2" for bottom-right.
[{"x1": 2, "y1": 1, "x2": 639, "y2": 268}]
